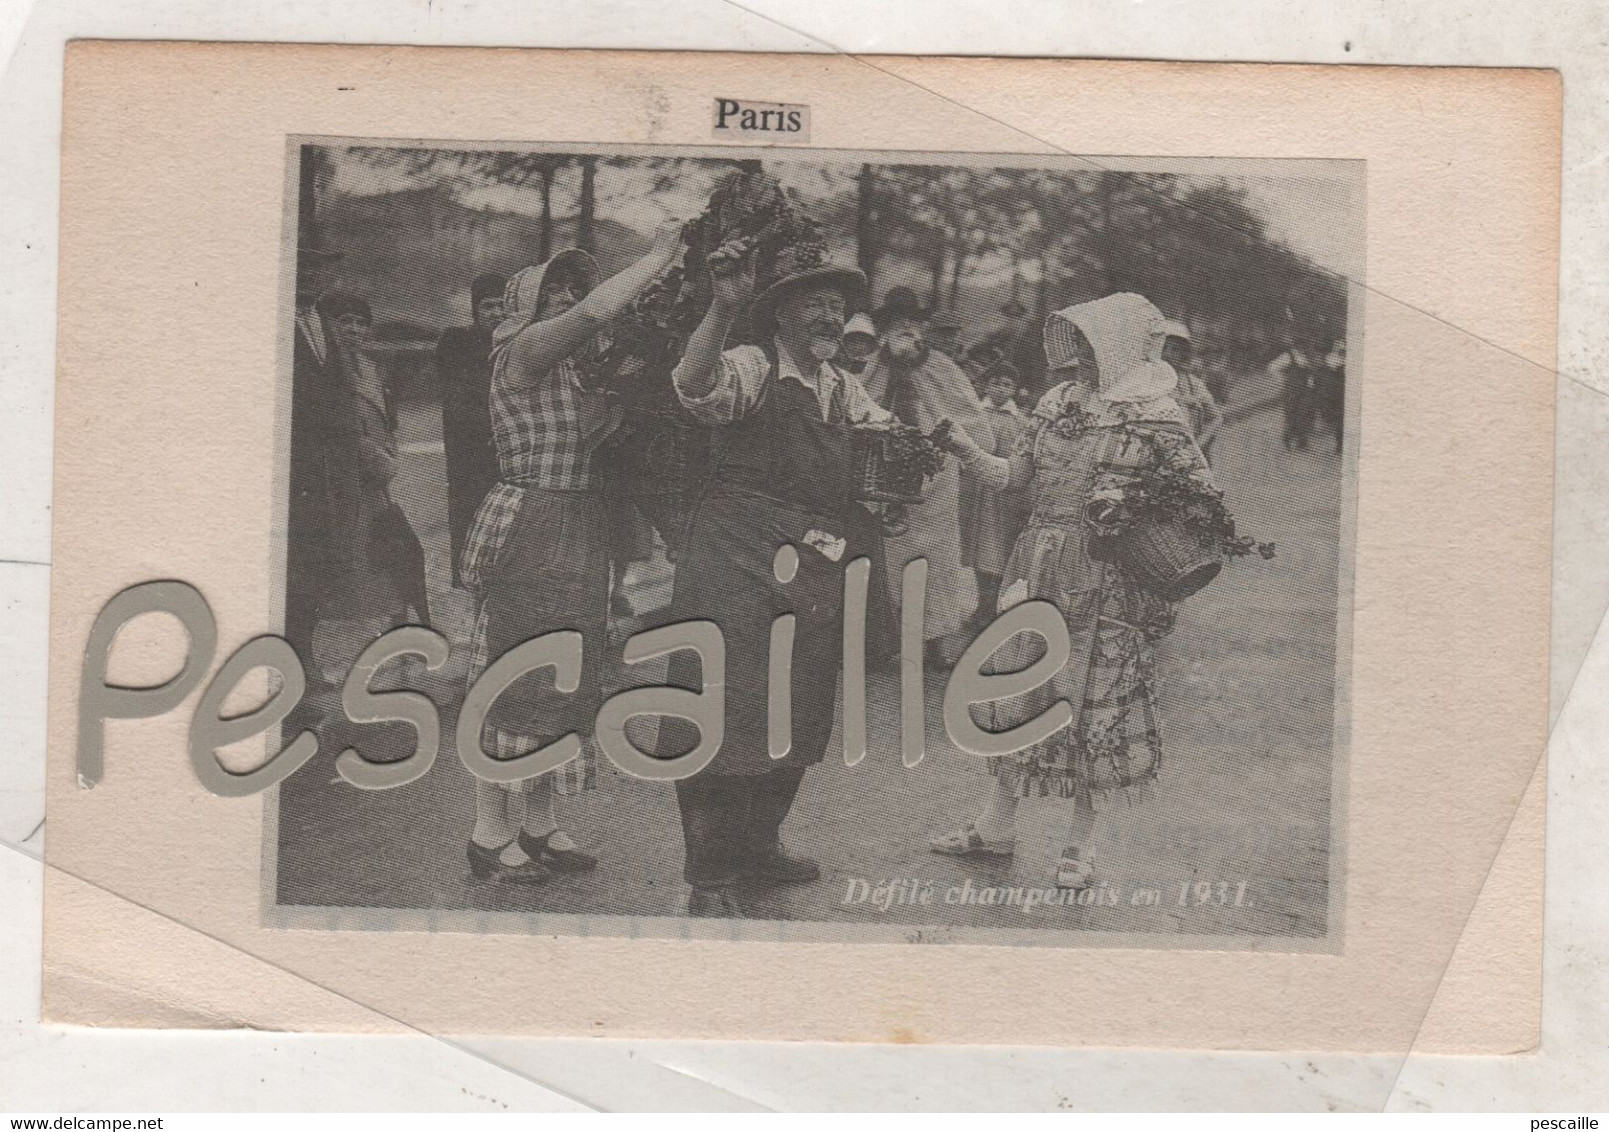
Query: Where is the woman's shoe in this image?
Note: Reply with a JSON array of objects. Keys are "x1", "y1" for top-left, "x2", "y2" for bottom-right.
[
  {"x1": 1054, "y1": 847, "x2": 1096, "y2": 891},
  {"x1": 466, "y1": 838, "x2": 553, "y2": 885},
  {"x1": 928, "y1": 823, "x2": 1015, "y2": 859},
  {"x1": 517, "y1": 829, "x2": 599, "y2": 873}
]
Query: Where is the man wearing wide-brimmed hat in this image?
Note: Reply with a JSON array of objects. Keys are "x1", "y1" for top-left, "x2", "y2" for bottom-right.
[{"x1": 661, "y1": 237, "x2": 892, "y2": 918}]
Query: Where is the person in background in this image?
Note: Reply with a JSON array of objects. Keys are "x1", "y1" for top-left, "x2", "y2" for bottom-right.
[
  {"x1": 1271, "y1": 333, "x2": 1323, "y2": 452},
  {"x1": 999, "y1": 298, "x2": 1046, "y2": 391},
  {"x1": 838, "y1": 312, "x2": 879, "y2": 374},
  {"x1": 962, "y1": 342, "x2": 1005, "y2": 390},
  {"x1": 1201, "y1": 343, "x2": 1233, "y2": 407},
  {"x1": 286, "y1": 233, "x2": 344, "y2": 685},
  {"x1": 437, "y1": 273, "x2": 507, "y2": 589},
  {"x1": 457, "y1": 224, "x2": 683, "y2": 888},
  {"x1": 1160, "y1": 321, "x2": 1224, "y2": 463},
  {"x1": 1316, "y1": 337, "x2": 1347, "y2": 455},
  {"x1": 295, "y1": 291, "x2": 430, "y2": 742},
  {"x1": 958, "y1": 361, "x2": 1032, "y2": 630},
  {"x1": 860, "y1": 286, "x2": 990, "y2": 668}
]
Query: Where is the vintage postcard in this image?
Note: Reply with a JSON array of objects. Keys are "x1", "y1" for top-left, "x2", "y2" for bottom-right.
[
  {"x1": 44, "y1": 44, "x2": 1558, "y2": 1052},
  {"x1": 269, "y1": 139, "x2": 1353, "y2": 950}
]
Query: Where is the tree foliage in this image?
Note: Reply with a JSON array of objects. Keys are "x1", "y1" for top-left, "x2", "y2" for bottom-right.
[{"x1": 337, "y1": 146, "x2": 1348, "y2": 382}]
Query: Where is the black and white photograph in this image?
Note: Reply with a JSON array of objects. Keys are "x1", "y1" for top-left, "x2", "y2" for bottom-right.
[{"x1": 271, "y1": 140, "x2": 1358, "y2": 947}]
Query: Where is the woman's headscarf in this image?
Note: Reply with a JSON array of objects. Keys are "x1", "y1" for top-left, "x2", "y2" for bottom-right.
[
  {"x1": 1044, "y1": 292, "x2": 1179, "y2": 403},
  {"x1": 490, "y1": 249, "x2": 599, "y2": 364}
]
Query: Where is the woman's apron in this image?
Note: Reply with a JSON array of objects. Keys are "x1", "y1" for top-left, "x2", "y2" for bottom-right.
[
  {"x1": 656, "y1": 364, "x2": 879, "y2": 777},
  {"x1": 981, "y1": 425, "x2": 1166, "y2": 724}
]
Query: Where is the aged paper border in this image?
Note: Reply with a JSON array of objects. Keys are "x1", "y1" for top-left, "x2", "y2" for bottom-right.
[{"x1": 44, "y1": 43, "x2": 1558, "y2": 1052}]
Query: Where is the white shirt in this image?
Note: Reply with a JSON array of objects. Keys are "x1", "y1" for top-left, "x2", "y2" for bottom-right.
[{"x1": 675, "y1": 339, "x2": 892, "y2": 427}]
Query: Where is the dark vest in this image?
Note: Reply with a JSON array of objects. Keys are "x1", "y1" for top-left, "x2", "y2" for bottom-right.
[{"x1": 709, "y1": 360, "x2": 854, "y2": 515}]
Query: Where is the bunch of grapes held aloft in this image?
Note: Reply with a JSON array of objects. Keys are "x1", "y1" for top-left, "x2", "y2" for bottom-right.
[{"x1": 580, "y1": 165, "x2": 820, "y2": 398}]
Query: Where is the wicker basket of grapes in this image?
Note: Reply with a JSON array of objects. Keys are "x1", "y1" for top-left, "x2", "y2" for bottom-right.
[{"x1": 850, "y1": 421, "x2": 946, "y2": 504}]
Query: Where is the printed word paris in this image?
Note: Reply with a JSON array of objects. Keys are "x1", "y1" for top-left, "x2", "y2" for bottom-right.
[{"x1": 713, "y1": 97, "x2": 806, "y2": 135}]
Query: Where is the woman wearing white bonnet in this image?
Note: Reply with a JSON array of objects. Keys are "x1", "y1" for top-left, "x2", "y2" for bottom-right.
[
  {"x1": 934, "y1": 292, "x2": 1215, "y2": 891},
  {"x1": 839, "y1": 311, "x2": 879, "y2": 373}
]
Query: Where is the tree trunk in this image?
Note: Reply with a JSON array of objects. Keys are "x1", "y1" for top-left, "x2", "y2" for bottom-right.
[
  {"x1": 946, "y1": 247, "x2": 967, "y2": 311},
  {"x1": 577, "y1": 157, "x2": 597, "y2": 253},
  {"x1": 1096, "y1": 172, "x2": 1118, "y2": 294},
  {"x1": 928, "y1": 234, "x2": 947, "y2": 307},
  {"x1": 1036, "y1": 253, "x2": 1050, "y2": 323},
  {"x1": 538, "y1": 169, "x2": 554, "y2": 262},
  {"x1": 856, "y1": 163, "x2": 877, "y2": 291}
]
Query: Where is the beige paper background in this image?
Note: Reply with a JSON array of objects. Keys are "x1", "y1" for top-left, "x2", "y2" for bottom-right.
[{"x1": 45, "y1": 43, "x2": 1558, "y2": 1052}]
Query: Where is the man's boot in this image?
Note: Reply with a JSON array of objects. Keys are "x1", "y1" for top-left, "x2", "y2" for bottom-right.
[
  {"x1": 745, "y1": 767, "x2": 819, "y2": 884},
  {"x1": 677, "y1": 775, "x2": 752, "y2": 915}
]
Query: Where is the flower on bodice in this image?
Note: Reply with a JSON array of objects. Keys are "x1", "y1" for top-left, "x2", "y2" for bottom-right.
[{"x1": 1046, "y1": 401, "x2": 1100, "y2": 440}]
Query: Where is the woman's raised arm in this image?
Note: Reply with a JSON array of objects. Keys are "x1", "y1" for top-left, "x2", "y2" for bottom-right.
[{"x1": 506, "y1": 220, "x2": 683, "y2": 384}]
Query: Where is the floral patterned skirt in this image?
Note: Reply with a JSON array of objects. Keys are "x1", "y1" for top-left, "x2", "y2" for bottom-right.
[{"x1": 982, "y1": 523, "x2": 1172, "y2": 806}]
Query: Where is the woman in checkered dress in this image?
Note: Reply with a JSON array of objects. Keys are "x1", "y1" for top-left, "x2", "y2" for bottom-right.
[
  {"x1": 935, "y1": 293, "x2": 1214, "y2": 891},
  {"x1": 457, "y1": 222, "x2": 683, "y2": 886}
]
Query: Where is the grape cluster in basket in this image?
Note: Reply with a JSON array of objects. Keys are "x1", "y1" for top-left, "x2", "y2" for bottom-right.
[
  {"x1": 1091, "y1": 434, "x2": 1276, "y2": 561},
  {"x1": 877, "y1": 421, "x2": 948, "y2": 481}
]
